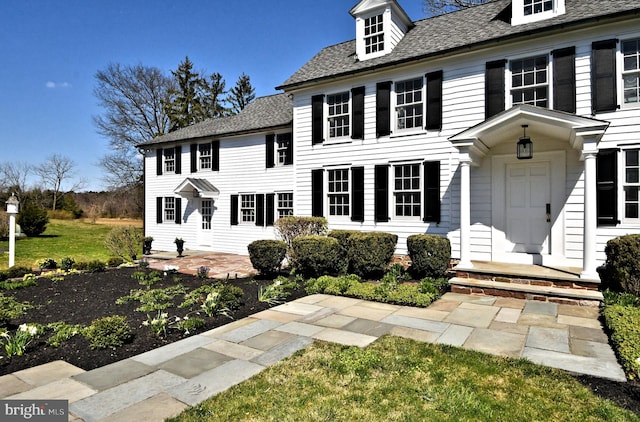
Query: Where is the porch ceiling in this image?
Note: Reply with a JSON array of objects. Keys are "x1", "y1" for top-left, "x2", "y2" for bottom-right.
[{"x1": 449, "y1": 105, "x2": 609, "y2": 164}]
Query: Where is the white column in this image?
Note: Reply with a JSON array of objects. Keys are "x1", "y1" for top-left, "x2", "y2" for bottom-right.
[
  {"x1": 8, "y1": 213, "x2": 16, "y2": 268},
  {"x1": 459, "y1": 157, "x2": 472, "y2": 268},
  {"x1": 581, "y1": 151, "x2": 598, "y2": 279}
]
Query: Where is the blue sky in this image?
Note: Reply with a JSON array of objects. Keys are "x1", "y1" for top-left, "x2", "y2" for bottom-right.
[{"x1": 0, "y1": 1, "x2": 425, "y2": 191}]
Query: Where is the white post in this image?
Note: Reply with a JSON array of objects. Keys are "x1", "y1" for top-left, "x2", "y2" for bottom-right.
[
  {"x1": 8, "y1": 213, "x2": 15, "y2": 268},
  {"x1": 459, "y1": 157, "x2": 473, "y2": 268},
  {"x1": 581, "y1": 151, "x2": 598, "y2": 279}
]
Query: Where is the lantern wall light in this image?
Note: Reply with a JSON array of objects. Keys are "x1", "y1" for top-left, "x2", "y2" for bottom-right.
[{"x1": 517, "y1": 124, "x2": 533, "y2": 160}]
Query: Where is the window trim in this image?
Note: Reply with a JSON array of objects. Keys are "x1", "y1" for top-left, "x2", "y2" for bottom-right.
[
  {"x1": 507, "y1": 52, "x2": 552, "y2": 108},
  {"x1": 198, "y1": 143, "x2": 212, "y2": 171},
  {"x1": 393, "y1": 77, "x2": 425, "y2": 134},
  {"x1": 164, "y1": 197, "x2": 175, "y2": 222},
  {"x1": 619, "y1": 36, "x2": 640, "y2": 110},
  {"x1": 364, "y1": 13, "x2": 385, "y2": 56},
  {"x1": 620, "y1": 148, "x2": 640, "y2": 224},
  {"x1": 277, "y1": 192, "x2": 294, "y2": 219},
  {"x1": 240, "y1": 193, "x2": 256, "y2": 224},
  {"x1": 327, "y1": 168, "x2": 351, "y2": 218},
  {"x1": 325, "y1": 91, "x2": 352, "y2": 142},
  {"x1": 392, "y1": 162, "x2": 423, "y2": 220},
  {"x1": 164, "y1": 148, "x2": 176, "y2": 173}
]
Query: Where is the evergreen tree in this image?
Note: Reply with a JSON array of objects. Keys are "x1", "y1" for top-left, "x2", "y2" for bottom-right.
[
  {"x1": 200, "y1": 72, "x2": 228, "y2": 118},
  {"x1": 164, "y1": 56, "x2": 206, "y2": 132},
  {"x1": 227, "y1": 73, "x2": 256, "y2": 115}
]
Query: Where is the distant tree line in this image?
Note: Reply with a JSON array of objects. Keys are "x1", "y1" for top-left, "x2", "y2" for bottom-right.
[{"x1": 93, "y1": 56, "x2": 256, "y2": 216}]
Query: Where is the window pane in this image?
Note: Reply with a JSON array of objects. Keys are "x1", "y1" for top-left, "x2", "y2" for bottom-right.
[{"x1": 626, "y1": 203, "x2": 639, "y2": 219}]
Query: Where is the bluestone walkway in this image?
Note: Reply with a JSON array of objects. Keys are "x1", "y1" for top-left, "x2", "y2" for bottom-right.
[{"x1": 0, "y1": 292, "x2": 625, "y2": 422}]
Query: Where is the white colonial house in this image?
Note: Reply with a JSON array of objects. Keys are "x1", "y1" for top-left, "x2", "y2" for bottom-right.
[{"x1": 140, "y1": 0, "x2": 640, "y2": 300}]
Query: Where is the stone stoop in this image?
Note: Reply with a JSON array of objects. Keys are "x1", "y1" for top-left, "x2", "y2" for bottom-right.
[{"x1": 450, "y1": 267, "x2": 603, "y2": 307}]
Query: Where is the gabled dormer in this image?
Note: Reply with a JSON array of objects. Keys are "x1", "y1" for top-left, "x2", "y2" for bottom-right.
[
  {"x1": 512, "y1": 0, "x2": 565, "y2": 26},
  {"x1": 350, "y1": 0, "x2": 413, "y2": 61}
]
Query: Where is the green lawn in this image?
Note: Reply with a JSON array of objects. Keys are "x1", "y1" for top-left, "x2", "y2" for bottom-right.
[
  {"x1": 0, "y1": 219, "x2": 142, "y2": 270},
  {"x1": 169, "y1": 336, "x2": 638, "y2": 422}
]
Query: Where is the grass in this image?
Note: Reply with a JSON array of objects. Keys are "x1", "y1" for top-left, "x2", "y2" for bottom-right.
[
  {"x1": 168, "y1": 336, "x2": 638, "y2": 422},
  {"x1": 0, "y1": 218, "x2": 142, "y2": 270}
]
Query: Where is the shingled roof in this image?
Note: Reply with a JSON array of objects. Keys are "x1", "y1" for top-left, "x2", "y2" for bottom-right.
[
  {"x1": 278, "y1": 0, "x2": 640, "y2": 91},
  {"x1": 140, "y1": 93, "x2": 292, "y2": 146}
]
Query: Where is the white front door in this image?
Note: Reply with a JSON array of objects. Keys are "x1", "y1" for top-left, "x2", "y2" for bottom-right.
[
  {"x1": 198, "y1": 199, "x2": 213, "y2": 247},
  {"x1": 492, "y1": 151, "x2": 566, "y2": 265},
  {"x1": 505, "y1": 162, "x2": 550, "y2": 254}
]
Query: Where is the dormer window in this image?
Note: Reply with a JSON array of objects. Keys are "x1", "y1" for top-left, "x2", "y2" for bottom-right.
[
  {"x1": 512, "y1": 0, "x2": 564, "y2": 26},
  {"x1": 365, "y1": 14, "x2": 384, "y2": 54},
  {"x1": 524, "y1": 0, "x2": 553, "y2": 16}
]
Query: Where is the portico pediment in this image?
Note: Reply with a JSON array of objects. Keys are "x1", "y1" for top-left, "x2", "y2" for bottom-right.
[{"x1": 174, "y1": 178, "x2": 220, "y2": 200}]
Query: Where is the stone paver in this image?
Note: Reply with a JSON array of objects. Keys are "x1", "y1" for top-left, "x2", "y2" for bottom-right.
[{"x1": 0, "y1": 289, "x2": 626, "y2": 422}]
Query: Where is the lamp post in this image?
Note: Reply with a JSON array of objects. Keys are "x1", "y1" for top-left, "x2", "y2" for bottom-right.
[{"x1": 5, "y1": 194, "x2": 19, "y2": 268}]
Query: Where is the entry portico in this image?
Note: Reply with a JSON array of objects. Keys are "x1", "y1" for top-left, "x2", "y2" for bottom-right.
[{"x1": 450, "y1": 105, "x2": 609, "y2": 280}]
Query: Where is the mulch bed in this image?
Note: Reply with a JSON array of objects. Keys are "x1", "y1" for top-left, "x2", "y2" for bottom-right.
[
  {"x1": 0, "y1": 267, "x2": 305, "y2": 375},
  {"x1": 0, "y1": 267, "x2": 639, "y2": 416}
]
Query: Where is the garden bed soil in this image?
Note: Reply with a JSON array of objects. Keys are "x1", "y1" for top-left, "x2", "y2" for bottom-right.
[
  {"x1": 0, "y1": 267, "x2": 638, "y2": 416},
  {"x1": 0, "y1": 267, "x2": 306, "y2": 375}
]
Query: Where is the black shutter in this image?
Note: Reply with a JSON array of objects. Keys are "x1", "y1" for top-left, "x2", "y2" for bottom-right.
[
  {"x1": 266, "y1": 134, "x2": 275, "y2": 168},
  {"x1": 424, "y1": 161, "x2": 441, "y2": 223},
  {"x1": 156, "y1": 197, "x2": 163, "y2": 223},
  {"x1": 485, "y1": 60, "x2": 506, "y2": 119},
  {"x1": 212, "y1": 141, "x2": 220, "y2": 171},
  {"x1": 279, "y1": 133, "x2": 293, "y2": 165},
  {"x1": 376, "y1": 82, "x2": 392, "y2": 137},
  {"x1": 311, "y1": 169, "x2": 324, "y2": 217},
  {"x1": 592, "y1": 39, "x2": 618, "y2": 113},
  {"x1": 230, "y1": 195, "x2": 239, "y2": 225},
  {"x1": 190, "y1": 144, "x2": 198, "y2": 173},
  {"x1": 312, "y1": 94, "x2": 324, "y2": 145},
  {"x1": 256, "y1": 194, "x2": 265, "y2": 226},
  {"x1": 351, "y1": 167, "x2": 365, "y2": 222},
  {"x1": 266, "y1": 193, "x2": 275, "y2": 226},
  {"x1": 374, "y1": 165, "x2": 389, "y2": 222},
  {"x1": 351, "y1": 86, "x2": 365, "y2": 140},
  {"x1": 175, "y1": 197, "x2": 182, "y2": 224},
  {"x1": 552, "y1": 47, "x2": 576, "y2": 113},
  {"x1": 597, "y1": 149, "x2": 619, "y2": 226},
  {"x1": 174, "y1": 146, "x2": 182, "y2": 174},
  {"x1": 426, "y1": 70, "x2": 443, "y2": 130},
  {"x1": 156, "y1": 148, "x2": 163, "y2": 176}
]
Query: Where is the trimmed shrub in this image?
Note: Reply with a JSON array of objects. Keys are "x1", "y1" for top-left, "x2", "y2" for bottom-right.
[
  {"x1": 603, "y1": 304, "x2": 640, "y2": 380},
  {"x1": 247, "y1": 239, "x2": 287, "y2": 275},
  {"x1": 349, "y1": 232, "x2": 398, "y2": 278},
  {"x1": 291, "y1": 235, "x2": 341, "y2": 278},
  {"x1": 107, "y1": 257, "x2": 124, "y2": 268},
  {"x1": 104, "y1": 225, "x2": 144, "y2": 261},
  {"x1": 86, "y1": 260, "x2": 106, "y2": 273},
  {"x1": 600, "y1": 234, "x2": 640, "y2": 296},
  {"x1": 407, "y1": 234, "x2": 451, "y2": 279},
  {"x1": 328, "y1": 230, "x2": 360, "y2": 274},
  {"x1": 274, "y1": 216, "x2": 328, "y2": 248},
  {"x1": 82, "y1": 315, "x2": 133, "y2": 350},
  {"x1": 17, "y1": 202, "x2": 49, "y2": 237}
]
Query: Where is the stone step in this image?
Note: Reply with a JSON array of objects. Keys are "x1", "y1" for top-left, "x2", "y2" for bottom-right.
[{"x1": 449, "y1": 277, "x2": 603, "y2": 306}]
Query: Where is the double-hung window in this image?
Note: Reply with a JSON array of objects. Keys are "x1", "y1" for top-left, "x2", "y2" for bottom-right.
[
  {"x1": 327, "y1": 92, "x2": 350, "y2": 139},
  {"x1": 511, "y1": 55, "x2": 548, "y2": 107},
  {"x1": 364, "y1": 14, "x2": 384, "y2": 54},
  {"x1": 622, "y1": 39, "x2": 640, "y2": 106},
  {"x1": 164, "y1": 197, "x2": 175, "y2": 222},
  {"x1": 240, "y1": 194, "x2": 256, "y2": 223},
  {"x1": 199, "y1": 143, "x2": 212, "y2": 170},
  {"x1": 277, "y1": 134, "x2": 292, "y2": 165},
  {"x1": 277, "y1": 192, "x2": 294, "y2": 218},
  {"x1": 394, "y1": 164, "x2": 421, "y2": 218},
  {"x1": 624, "y1": 149, "x2": 640, "y2": 221},
  {"x1": 524, "y1": 0, "x2": 552, "y2": 16},
  {"x1": 396, "y1": 78, "x2": 423, "y2": 131},
  {"x1": 328, "y1": 169, "x2": 350, "y2": 216},
  {"x1": 164, "y1": 149, "x2": 175, "y2": 173}
]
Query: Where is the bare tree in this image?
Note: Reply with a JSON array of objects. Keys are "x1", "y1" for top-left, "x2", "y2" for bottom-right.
[
  {"x1": 93, "y1": 63, "x2": 174, "y2": 189},
  {"x1": 35, "y1": 154, "x2": 85, "y2": 211},
  {"x1": 0, "y1": 161, "x2": 32, "y2": 199},
  {"x1": 423, "y1": 0, "x2": 490, "y2": 16}
]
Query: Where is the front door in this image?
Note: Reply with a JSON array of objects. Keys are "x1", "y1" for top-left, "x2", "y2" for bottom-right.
[
  {"x1": 505, "y1": 162, "x2": 550, "y2": 254},
  {"x1": 198, "y1": 199, "x2": 213, "y2": 247}
]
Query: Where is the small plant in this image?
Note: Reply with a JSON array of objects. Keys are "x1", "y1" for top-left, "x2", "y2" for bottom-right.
[
  {"x1": 107, "y1": 257, "x2": 124, "y2": 267},
  {"x1": 142, "y1": 311, "x2": 170, "y2": 337},
  {"x1": 83, "y1": 315, "x2": 133, "y2": 350},
  {"x1": 196, "y1": 266, "x2": 210, "y2": 279},
  {"x1": 1, "y1": 324, "x2": 39, "y2": 357},
  {"x1": 258, "y1": 276, "x2": 298, "y2": 305},
  {"x1": 139, "y1": 258, "x2": 150, "y2": 269},
  {"x1": 36, "y1": 258, "x2": 57, "y2": 271},
  {"x1": 46, "y1": 322, "x2": 83, "y2": 348},
  {"x1": 0, "y1": 293, "x2": 33, "y2": 322},
  {"x1": 86, "y1": 260, "x2": 106, "y2": 273},
  {"x1": 132, "y1": 271, "x2": 162, "y2": 288},
  {"x1": 175, "y1": 316, "x2": 205, "y2": 335},
  {"x1": 60, "y1": 257, "x2": 75, "y2": 271},
  {"x1": 0, "y1": 274, "x2": 37, "y2": 290}
]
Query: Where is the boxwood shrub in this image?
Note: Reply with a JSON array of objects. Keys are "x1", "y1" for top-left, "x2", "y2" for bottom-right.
[
  {"x1": 328, "y1": 230, "x2": 361, "y2": 274},
  {"x1": 603, "y1": 304, "x2": 640, "y2": 380},
  {"x1": 600, "y1": 234, "x2": 640, "y2": 295},
  {"x1": 349, "y1": 232, "x2": 398, "y2": 278},
  {"x1": 247, "y1": 239, "x2": 287, "y2": 275},
  {"x1": 407, "y1": 234, "x2": 451, "y2": 278},
  {"x1": 291, "y1": 235, "x2": 341, "y2": 278},
  {"x1": 82, "y1": 315, "x2": 133, "y2": 350}
]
